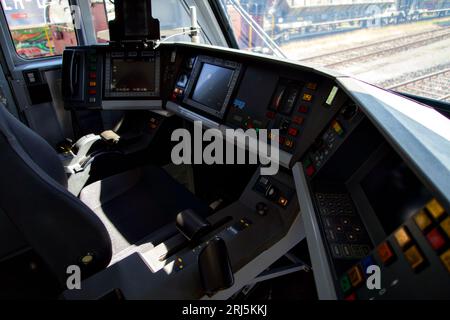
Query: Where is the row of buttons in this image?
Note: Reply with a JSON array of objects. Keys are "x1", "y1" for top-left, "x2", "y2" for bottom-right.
[
  {"x1": 87, "y1": 54, "x2": 98, "y2": 103},
  {"x1": 340, "y1": 198, "x2": 449, "y2": 300}
]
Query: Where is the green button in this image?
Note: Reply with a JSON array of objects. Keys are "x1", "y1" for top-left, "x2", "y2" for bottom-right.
[{"x1": 340, "y1": 275, "x2": 352, "y2": 293}]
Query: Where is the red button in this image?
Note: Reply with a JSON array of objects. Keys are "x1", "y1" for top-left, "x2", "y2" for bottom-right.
[
  {"x1": 88, "y1": 89, "x2": 96, "y2": 95},
  {"x1": 293, "y1": 116, "x2": 304, "y2": 125},
  {"x1": 278, "y1": 136, "x2": 285, "y2": 145},
  {"x1": 266, "y1": 111, "x2": 275, "y2": 119},
  {"x1": 298, "y1": 105, "x2": 308, "y2": 113},
  {"x1": 377, "y1": 242, "x2": 395, "y2": 265},
  {"x1": 288, "y1": 127, "x2": 298, "y2": 137},
  {"x1": 426, "y1": 228, "x2": 446, "y2": 251},
  {"x1": 89, "y1": 72, "x2": 97, "y2": 79},
  {"x1": 345, "y1": 293, "x2": 357, "y2": 301},
  {"x1": 306, "y1": 165, "x2": 315, "y2": 177}
]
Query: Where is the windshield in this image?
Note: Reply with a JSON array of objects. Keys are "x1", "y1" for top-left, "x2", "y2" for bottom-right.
[{"x1": 218, "y1": 0, "x2": 450, "y2": 102}]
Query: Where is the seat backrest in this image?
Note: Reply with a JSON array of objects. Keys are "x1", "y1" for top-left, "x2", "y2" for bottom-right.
[{"x1": 0, "y1": 104, "x2": 112, "y2": 285}]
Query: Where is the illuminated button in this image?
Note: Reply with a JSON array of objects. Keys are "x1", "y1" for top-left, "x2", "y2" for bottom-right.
[
  {"x1": 426, "y1": 228, "x2": 446, "y2": 251},
  {"x1": 440, "y1": 217, "x2": 450, "y2": 238},
  {"x1": 404, "y1": 245, "x2": 425, "y2": 270},
  {"x1": 302, "y1": 93, "x2": 313, "y2": 102},
  {"x1": 293, "y1": 116, "x2": 304, "y2": 125},
  {"x1": 377, "y1": 242, "x2": 395, "y2": 265},
  {"x1": 348, "y1": 265, "x2": 364, "y2": 288},
  {"x1": 340, "y1": 275, "x2": 352, "y2": 293},
  {"x1": 298, "y1": 105, "x2": 308, "y2": 113},
  {"x1": 331, "y1": 120, "x2": 344, "y2": 136},
  {"x1": 89, "y1": 97, "x2": 96, "y2": 103},
  {"x1": 394, "y1": 227, "x2": 412, "y2": 249},
  {"x1": 305, "y1": 165, "x2": 315, "y2": 177},
  {"x1": 266, "y1": 111, "x2": 275, "y2": 119},
  {"x1": 278, "y1": 196, "x2": 288, "y2": 207},
  {"x1": 88, "y1": 89, "x2": 97, "y2": 95},
  {"x1": 306, "y1": 82, "x2": 318, "y2": 90},
  {"x1": 414, "y1": 210, "x2": 432, "y2": 232},
  {"x1": 89, "y1": 81, "x2": 97, "y2": 87},
  {"x1": 284, "y1": 139, "x2": 294, "y2": 149},
  {"x1": 426, "y1": 198, "x2": 445, "y2": 220},
  {"x1": 288, "y1": 127, "x2": 298, "y2": 137},
  {"x1": 440, "y1": 249, "x2": 450, "y2": 273}
]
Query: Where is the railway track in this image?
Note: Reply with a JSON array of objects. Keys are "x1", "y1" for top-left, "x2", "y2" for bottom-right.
[
  {"x1": 389, "y1": 68, "x2": 450, "y2": 102},
  {"x1": 299, "y1": 27, "x2": 450, "y2": 68}
]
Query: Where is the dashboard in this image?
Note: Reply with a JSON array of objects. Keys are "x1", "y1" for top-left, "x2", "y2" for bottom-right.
[{"x1": 62, "y1": 43, "x2": 450, "y2": 300}]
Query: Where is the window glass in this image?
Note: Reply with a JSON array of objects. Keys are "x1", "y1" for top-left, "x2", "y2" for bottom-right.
[
  {"x1": 218, "y1": 0, "x2": 450, "y2": 102},
  {"x1": 0, "y1": 0, "x2": 78, "y2": 59},
  {"x1": 91, "y1": 0, "x2": 208, "y2": 44}
]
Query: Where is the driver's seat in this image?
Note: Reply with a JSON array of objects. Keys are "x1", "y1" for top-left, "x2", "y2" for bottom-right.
[{"x1": 0, "y1": 104, "x2": 209, "y2": 285}]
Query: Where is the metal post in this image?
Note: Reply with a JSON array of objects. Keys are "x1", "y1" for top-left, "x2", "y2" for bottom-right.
[{"x1": 190, "y1": 6, "x2": 200, "y2": 44}]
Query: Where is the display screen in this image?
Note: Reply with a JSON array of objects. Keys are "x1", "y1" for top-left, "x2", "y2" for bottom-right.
[
  {"x1": 361, "y1": 152, "x2": 431, "y2": 235},
  {"x1": 111, "y1": 58, "x2": 156, "y2": 93},
  {"x1": 191, "y1": 63, "x2": 235, "y2": 112}
]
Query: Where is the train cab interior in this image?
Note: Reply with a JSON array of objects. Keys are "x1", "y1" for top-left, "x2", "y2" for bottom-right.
[{"x1": 0, "y1": 0, "x2": 449, "y2": 300}]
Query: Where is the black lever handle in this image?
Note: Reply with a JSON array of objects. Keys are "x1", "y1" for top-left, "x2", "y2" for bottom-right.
[
  {"x1": 198, "y1": 237, "x2": 234, "y2": 297},
  {"x1": 176, "y1": 209, "x2": 211, "y2": 242}
]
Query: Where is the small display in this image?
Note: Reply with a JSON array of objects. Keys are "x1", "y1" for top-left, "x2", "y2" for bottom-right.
[
  {"x1": 104, "y1": 52, "x2": 160, "y2": 98},
  {"x1": 183, "y1": 56, "x2": 242, "y2": 119},
  {"x1": 361, "y1": 152, "x2": 431, "y2": 235},
  {"x1": 111, "y1": 59, "x2": 156, "y2": 93},
  {"x1": 192, "y1": 64, "x2": 234, "y2": 112}
]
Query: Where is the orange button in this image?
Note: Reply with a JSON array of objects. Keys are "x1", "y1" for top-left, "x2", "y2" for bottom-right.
[
  {"x1": 414, "y1": 210, "x2": 432, "y2": 232},
  {"x1": 278, "y1": 196, "x2": 288, "y2": 207},
  {"x1": 377, "y1": 242, "x2": 395, "y2": 265},
  {"x1": 426, "y1": 198, "x2": 445, "y2": 220},
  {"x1": 284, "y1": 139, "x2": 294, "y2": 149},
  {"x1": 394, "y1": 227, "x2": 412, "y2": 249},
  {"x1": 440, "y1": 217, "x2": 450, "y2": 238},
  {"x1": 347, "y1": 265, "x2": 364, "y2": 288},
  {"x1": 89, "y1": 81, "x2": 97, "y2": 87},
  {"x1": 306, "y1": 82, "x2": 318, "y2": 90},
  {"x1": 404, "y1": 245, "x2": 425, "y2": 270},
  {"x1": 440, "y1": 249, "x2": 450, "y2": 273}
]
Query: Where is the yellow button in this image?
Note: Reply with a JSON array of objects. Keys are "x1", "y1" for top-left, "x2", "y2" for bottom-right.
[
  {"x1": 414, "y1": 210, "x2": 432, "y2": 231},
  {"x1": 440, "y1": 217, "x2": 450, "y2": 238},
  {"x1": 404, "y1": 245, "x2": 425, "y2": 270},
  {"x1": 348, "y1": 265, "x2": 364, "y2": 288},
  {"x1": 426, "y1": 198, "x2": 445, "y2": 220},
  {"x1": 302, "y1": 93, "x2": 313, "y2": 102},
  {"x1": 440, "y1": 249, "x2": 450, "y2": 273},
  {"x1": 394, "y1": 227, "x2": 412, "y2": 249}
]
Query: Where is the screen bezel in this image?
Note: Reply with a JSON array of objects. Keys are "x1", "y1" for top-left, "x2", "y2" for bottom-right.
[
  {"x1": 104, "y1": 51, "x2": 161, "y2": 99},
  {"x1": 183, "y1": 56, "x2": 242, "y2": 119}
]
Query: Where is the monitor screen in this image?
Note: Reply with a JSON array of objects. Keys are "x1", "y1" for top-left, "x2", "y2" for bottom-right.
[
  {"x1": 191, "y1": 63, "x2": 235, "y2": 112},
  {"x1": 361, "y1": 152, "x2": 431, "y2": 235},
  {"x1": 111, "y1": 59, "x2": 156, "y2": 94}
]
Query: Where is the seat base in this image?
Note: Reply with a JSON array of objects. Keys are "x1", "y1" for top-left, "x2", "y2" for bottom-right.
[{"x1": 80, "y1": 165, "x2": 210, "y2": 255}]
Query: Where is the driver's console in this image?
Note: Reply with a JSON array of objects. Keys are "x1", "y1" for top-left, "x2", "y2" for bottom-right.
[{"x1": 62, "y1": 42, "x2": 450, "y2": 300}]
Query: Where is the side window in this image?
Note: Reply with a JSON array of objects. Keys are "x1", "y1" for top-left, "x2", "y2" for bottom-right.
[{"x1": 0, "y1": 0, "x2": 78, "y2": 59}]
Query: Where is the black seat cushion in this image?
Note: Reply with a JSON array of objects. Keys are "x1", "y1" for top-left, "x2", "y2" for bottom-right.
[{"x1": 80, "y1": 166, "x2": 210, "y2": 254}]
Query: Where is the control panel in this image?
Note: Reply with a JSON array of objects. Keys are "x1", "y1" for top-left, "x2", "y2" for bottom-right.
[{"x1": 301, "y1": 102, "x2": 450, "y2": 300}]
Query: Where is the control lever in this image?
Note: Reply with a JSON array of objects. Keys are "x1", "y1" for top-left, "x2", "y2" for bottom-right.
[
  {"x1": 198, "y1": 238, "x2": 234, "y2": 296},
  {"x1": 100, "y1": 130, "x2": 120, "y2": 145},
  {"x1": 176, "y1": 209, "x2": 211, "y2": 242}
]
